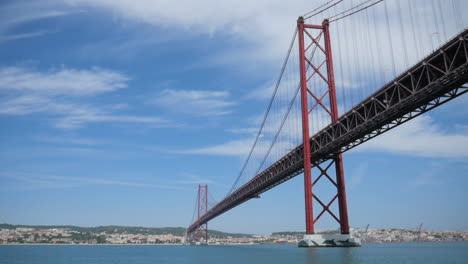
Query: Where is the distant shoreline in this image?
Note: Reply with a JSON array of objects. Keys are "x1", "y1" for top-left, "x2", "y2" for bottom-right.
[
  {"x1": 0, "y1": 243, "x2": 184, "y2": 246},
  {"x1": 0, "y1": 243, "x2": 271, "y2": 246},
  {"x1": 1, "y1": 241, "x2": 467, "y2": 246}
]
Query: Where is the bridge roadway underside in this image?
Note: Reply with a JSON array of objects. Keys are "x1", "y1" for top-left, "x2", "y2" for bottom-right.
[{"x1": 188, "y1": 29, "x2": 468, "y2": 234}]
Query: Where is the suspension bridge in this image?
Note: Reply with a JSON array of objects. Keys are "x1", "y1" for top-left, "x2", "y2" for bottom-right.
[{"x1": 186, "y1": 0, "x2": 468, "y2": 247}]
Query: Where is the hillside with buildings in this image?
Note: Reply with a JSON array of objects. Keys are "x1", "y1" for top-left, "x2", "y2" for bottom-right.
[{"x1": 1, "y1": 224, "x2": 466, "y2": 245}]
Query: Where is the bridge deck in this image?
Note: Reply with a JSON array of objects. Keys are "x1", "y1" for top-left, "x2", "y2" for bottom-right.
[{"x1": 188, "y1": 29, "x2": 468, "y2": 234}]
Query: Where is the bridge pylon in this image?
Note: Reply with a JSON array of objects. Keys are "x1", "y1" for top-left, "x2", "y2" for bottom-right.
[
  {"x1": 297, "y1": 16, "x2": 360, "y2": 247},
  {"x1": 188, "y1": 184, "x2": 209, "y2": 245}
]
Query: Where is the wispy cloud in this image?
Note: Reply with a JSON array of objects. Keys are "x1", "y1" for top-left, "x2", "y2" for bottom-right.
[
  {"x1": 0, "y1": 1, "x2": 70, "y2": 43},
  {"x1": 0, "y1": 66, "x2": 129, "y2": 96},
  {"x1": 0, "y1": 66, "x2": 171, "y2": 129},
  {"x1": 4, "y1": 0, "x2": 467, "y2": 69},
  {"x1": 0, "y1": 173, "x2": 186, "y2": 191},
  {"x1": 175, "y1": 113, "x2": 468, "y2": 170},
  {"x1": 0, "y1": 7, "x2": 68, "y2": 32},
  {"x1": 356, "y1": 115, "x2": 468, "y2": 158},
  {"x1": 0, "y1": 30, "x2": 54, "y2": 43},
  {"x1": 55, "y1": 112, "x2": 166, "y2": 129},
  {"x1": 175, "y1": 139, "x2": 254, "y2": 156},
  {"x1": 171, "y1": 173, "x2": 229, "y2": 188},
  {"x1": 246, "y1": 79, "x2": 301, "y2": 101},
  {"x1": 0, "y1": 95, "x2": 51, "y2": 115},
  {"x1": 152, "y1": 89, "x2": 236, "y2": 116},
  {"x1": 246, "y1": 83, "x2": 276, "y2": 101},
  {"x1": 0, "y1": 95, "x2": 166, "y2": 129},
  {"x1": 225, "y1": 127, "x2": 259, "y2": 134}
]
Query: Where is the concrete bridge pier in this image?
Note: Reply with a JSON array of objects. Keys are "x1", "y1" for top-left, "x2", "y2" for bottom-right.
[{"x1": 298, "y1": 234, "x2": 361, "y2": 247}]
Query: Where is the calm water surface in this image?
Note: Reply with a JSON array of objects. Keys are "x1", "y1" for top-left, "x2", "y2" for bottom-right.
[{"x1": 0, "y1": 242, "x2": 467, "y2": 264}]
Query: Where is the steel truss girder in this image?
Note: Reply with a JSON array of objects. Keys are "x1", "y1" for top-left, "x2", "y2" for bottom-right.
[{"x1": 187, "y1": 28, "x2": 468, "y2": 234}]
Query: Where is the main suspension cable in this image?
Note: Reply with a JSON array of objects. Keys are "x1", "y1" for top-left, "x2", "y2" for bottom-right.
[
  {"x1": 226, "y1": 28, "x2": 298, "y2": 196},
  {"x1": 329, "y1": 0, "x2": 383, "y2": 22},
  {"x1": 303, "y1": 0, "x2": 335, "y2": 17},
  {"x1": 304, "y1": 0, "x2": 345, "y2": 20},
  {"x1": 253, "y1": 33, "x2": 323, "y2": 180}
]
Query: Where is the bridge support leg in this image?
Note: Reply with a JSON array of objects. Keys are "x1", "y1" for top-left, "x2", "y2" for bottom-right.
[
  {"x1": 297, "y1": 15, "x2": 315, "y2": 236},
  {"x1": 334, "y1": 154, "x2": 349, "y2": 234},
  {"x1": 297, "y1": 17, "x2": 360, "y2": 247}
]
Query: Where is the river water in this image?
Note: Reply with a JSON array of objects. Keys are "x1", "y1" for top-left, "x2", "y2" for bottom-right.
[{"x1": 1, "y1": 242, "x2": 467, "y2": 264}]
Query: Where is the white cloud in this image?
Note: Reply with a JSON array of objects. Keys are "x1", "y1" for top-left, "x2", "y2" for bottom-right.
[
  {"x1": 177, "y1": 139, "x2": 254, "y2": 156},
  {"x1": 177, "y1": 113, "x2": 468, "y2": 180},
  {"x1": 54, "y1": 112, "x2": 165, "y2": 129},
  {"x1": 153, "y1": 89, "x2": 235, "y2": 116},
  {"x1": 0, "y1": 66, "x2": 129, "y2": 96},
  {"x1": 246, "y1": 74, "x2": 301, "y2": 101},
  {"x1": 3, "y1": 0, "x2": 466, "y2": 92},
  {"x1": 247, "y1": 83, "x2": 276, "y2": 101},
  {"x1": 0, "y1": 95, "x2": 51, "y2": 115},
  {"x1": 0, "y1": 1, "x2": 70, "y2": 43},
  {"x1": 356, "y1": 115, "x2": 468, "y2": 158},
  {"x1": 0, "y1": 4, "x2": 68, "y2": 31},
  {"x1": 0, "y1": 95, "x2": 166, "y2": 129},
  {"x1": 171, "y1": 173, "x2": 229, "y2": 188},
  {"x1": 0, "y1": 65, "x2": 170, "y2": 129},
  {"x1": 0, "y1": 30, "x2": 52, "y2": 43},
  {"x1": 59, "y1": 1, "x2": 466, "y2": 65},
  {"x1": 226, "y1": 127, "x2": 259, "y2": 134},
  {"x1": 4, "y1": 0, "x2": 467, "y2": 69},
  {"x1": 68, "y1": 0, "x2": 301, "y2": 49},
  {"x1": 0, "y1": 173, "x2": 186, "y2": 190}
]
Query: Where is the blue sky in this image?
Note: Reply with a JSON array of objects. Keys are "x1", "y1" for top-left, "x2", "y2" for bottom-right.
[{"x1": 0, "y1": 0, "x2": 467, "y2": 235}]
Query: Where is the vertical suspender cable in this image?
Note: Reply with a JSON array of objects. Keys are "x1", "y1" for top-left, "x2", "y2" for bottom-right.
[
  {"x1": 436, "y1": 0, "x2": 447, "y2": 41},
  {"x1": 336, "y1": 19, "x2": 347, "y2": 112},
  {"x1": 384, "y1": 0, "x2": 397, "y2": 77},
  {"x1": 451, "y1": 0, "x2": 462, "y2": 32},
  {"x1": 372, "y1": 2, "x2": 384, "y2": 84},
  {"x1": 408, "y1": 0, "x2": 420, "y2": 60},
  {"x1": 430, "y1": 0, "x2": 442, "y2": 46},
  {"x1": 349, "y1": 0, "x2": 363, "y2": 102},
  {"x1": 226, "y1": 29, "x2": 298, "y2": 196},
  {"x1": 343, "y1": 4, "x2": 355, "y2": 107},
  {"x1": 396, "y1": 0, "x2": 409, "y2": 68},
  {"x1": 364, "y1": 8, "x2": 377, "y2": 93}
]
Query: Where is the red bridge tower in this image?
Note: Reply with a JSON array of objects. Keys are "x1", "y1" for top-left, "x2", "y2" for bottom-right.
[
  {"x1": 195, "y1": 184, "x2": 209, "y2": 244},
  {"x1": 297, "y1": 17, "x2": 359, "y2": 247}
]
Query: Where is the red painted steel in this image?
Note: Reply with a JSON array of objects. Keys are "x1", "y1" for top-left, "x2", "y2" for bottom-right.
[
  {"x1": 323, "y1": 19, "x2": 350, "y2": 234},
  {"x1": 196, "y1": 184, "x2": 209, "y2": 243},
  {"x1": 304, "y1": 24, "x2": 324, "y2": 30},
  {"x1": 297, "y1": 16, "x2": 315, "y2": 234},
  {"x1": 205, "y1": 185, "x2": 208, "y2": 240},
  {"x1": 196, "y1": 185, "x2": 201, "y2": 241},
  {"x1": 297, "y1": 17, "x2": 350, "y2": 234}
]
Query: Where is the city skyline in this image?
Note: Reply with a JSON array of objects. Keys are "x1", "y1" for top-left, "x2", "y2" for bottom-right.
[
  {"x1": 0, "y1": 0, "x2": 467, "y2": 235},
  {"x1": 1, "y1": 224, "x2": 467, "y2": 245}
]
